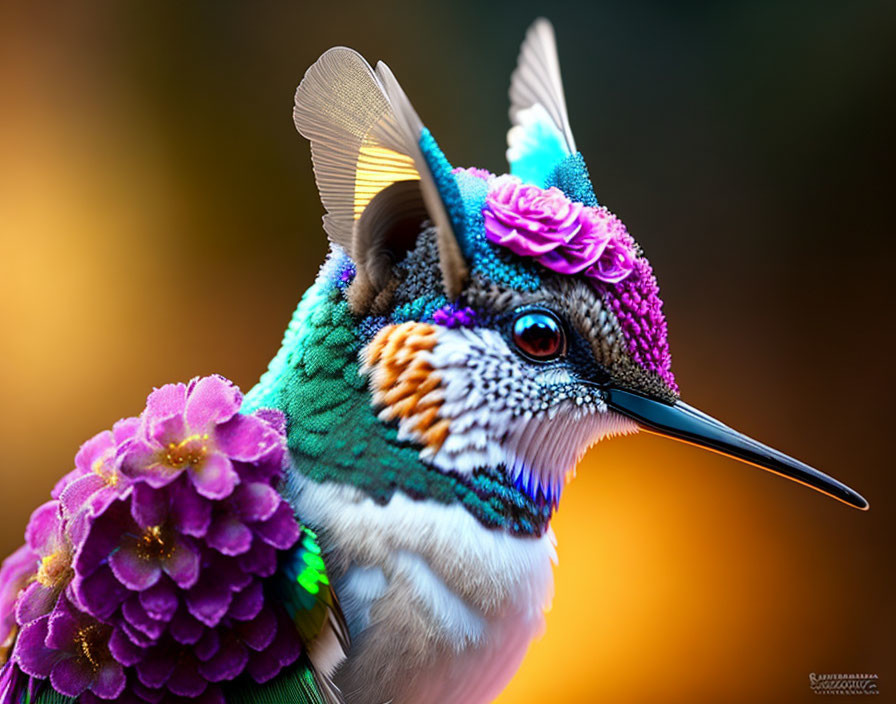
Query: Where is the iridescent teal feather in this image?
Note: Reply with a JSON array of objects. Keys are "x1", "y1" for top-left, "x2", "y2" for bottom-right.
[
  {"x1": 544, "y1": 152, "x2": 599, "y2": 207},
  {"x1": 453, "y1": 171, "x2": 542, "y2": 291},
  {"x1": 223, "y1": 528, "x2": 346, "y2": 704},
  {"x1": 277, "y1": 527, "x2": 347, "y2": 648}
]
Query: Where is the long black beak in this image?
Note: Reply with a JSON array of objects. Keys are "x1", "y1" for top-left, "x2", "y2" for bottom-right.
[{"x1": 605, "y1": 387, "x2": 868, "y2": 510}]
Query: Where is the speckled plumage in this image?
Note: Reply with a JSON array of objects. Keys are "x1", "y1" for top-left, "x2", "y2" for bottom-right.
[
  {"x1": 239, "y1": 18, "x2": 678, "y2": 703},
  {"x1": 234, "y1": 15, "x2": 865, "y2": 704},
  {"x1": 0, "y1": 16, "x2": 867, "y2": 704}
]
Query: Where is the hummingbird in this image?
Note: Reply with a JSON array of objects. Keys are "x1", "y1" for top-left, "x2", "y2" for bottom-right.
[
  {"x1": 229, "y1": 17, "x2": 868, "y2": 704},
  {"x1": 0, "y1": 17, "x2": 867, "y2": 704}
]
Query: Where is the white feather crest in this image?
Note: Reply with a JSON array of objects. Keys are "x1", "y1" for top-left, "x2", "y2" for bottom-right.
[{"x1": 507, "y1": 18, "x2": 577, "y2": 181}]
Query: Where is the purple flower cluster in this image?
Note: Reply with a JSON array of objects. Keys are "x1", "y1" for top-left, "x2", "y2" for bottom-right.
[
  {"x1": 483, "y1": 175, "x2": 637, "y2": 285},
  {"x1": 432, "y1": 304, "x2": 478, "y2": 329},
  {"x1": 0, "y1": 376, "x2": 301, "y2": 703}
]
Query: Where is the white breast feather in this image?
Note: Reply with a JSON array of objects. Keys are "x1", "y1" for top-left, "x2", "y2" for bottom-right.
[{"x1": 288, "y1": 477, "x2": 557, "y2": 703}]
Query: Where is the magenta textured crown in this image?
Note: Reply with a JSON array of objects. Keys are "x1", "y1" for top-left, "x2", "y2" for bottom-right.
[{"x1": 482, "y1": 175, "x2": 676, "y2": 391}]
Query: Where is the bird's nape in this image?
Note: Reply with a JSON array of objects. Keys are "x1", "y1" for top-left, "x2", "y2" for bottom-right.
[{"x1": 604, "y1": 387, "x2": 869, "y2": 510}]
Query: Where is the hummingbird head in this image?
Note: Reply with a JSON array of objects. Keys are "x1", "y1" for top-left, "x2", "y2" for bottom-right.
[{"x1": 291, "y1": 20, "x2": 867, "y2": 519}]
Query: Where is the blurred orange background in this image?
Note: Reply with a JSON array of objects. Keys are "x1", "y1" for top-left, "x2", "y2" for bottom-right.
[{"x1": 1, "y1": 2, "x2": 893, "y2": 702}]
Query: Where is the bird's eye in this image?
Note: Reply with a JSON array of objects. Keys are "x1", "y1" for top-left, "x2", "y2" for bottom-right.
[{"x1": 511, "y1": 309, "x2": 566, "y2": 361}]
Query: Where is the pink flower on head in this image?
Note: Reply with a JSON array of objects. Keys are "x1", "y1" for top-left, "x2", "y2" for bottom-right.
[
  {"x1": 484, "y1": 176, "x2": 584, "y2": 257},
  {"x1": 481, "y1": 178, "x2": 672, "y2": 385},
  {"x1": 580, "y1": 207, "x2": 637, "y2": 284},
  {"x1": 535, "y1": 206, "x2": 612, "y2": 275},
  {"x1": 483, "y1": 177, "x2": 638, "y2": 286},
  {"x1": 589, "y1": 237, "x2": 637, "y2": 283}
]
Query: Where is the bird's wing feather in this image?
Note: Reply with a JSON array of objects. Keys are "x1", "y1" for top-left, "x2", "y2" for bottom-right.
[
  {"x1": 223, "y1": 527, "x2": 349, "y2": 704},
  {"x1": 374, "y1": 61, "x2": 467, "y2": 297},
  {"x1": 293, "y1": 46, "x2": 417, "y2": 253},
  {"x1": 293, "y1": 48, "x2": 465, "y2": 298},
  {"x1": 279, "y1": 526, "x2": 350, "y2": 701},
  {"x1": 507, "y1": 18, "x2": 576, "y2": 184}
]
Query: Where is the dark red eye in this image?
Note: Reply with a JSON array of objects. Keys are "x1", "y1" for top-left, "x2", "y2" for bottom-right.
[{"x1": 512, "y1": 310, "x2": 566, "y2": 361}]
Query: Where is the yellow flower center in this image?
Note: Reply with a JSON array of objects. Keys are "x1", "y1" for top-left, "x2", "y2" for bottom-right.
[
  {"x1": 164, "y1": 433, "x2": 210, "y2": 469},
  {"x1": 91, "y1": 453, "x2": 119, "y2": 487},
  {"x1": 73, "y1": 623, "x2": 105, "y2": 672},
  {"x1": 36, "y1": 550, "x2": 72, "y2": 588},
  {"x1": 136, "y1": 525, "x2": 175, "y2": 561}
]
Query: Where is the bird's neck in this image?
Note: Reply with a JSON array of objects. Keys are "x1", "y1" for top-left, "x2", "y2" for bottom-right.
[{"x1": 244, "y1": 259, "x2": 553, "y2": 537}]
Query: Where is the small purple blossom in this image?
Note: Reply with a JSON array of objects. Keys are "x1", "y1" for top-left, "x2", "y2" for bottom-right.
[
  {"x1": 0, "y1": 546, "x2": 37, "y2": 663},
  {"x1": 74, "y1": 488, "x2": 202, "y2": 598},
  {"x1": 432, "y1": 304, "x2": 479, "y2": 329},
  {"x1": 119, "y1": 376, "x2": 254, "y2": 499},
  {"x1": 15, "y1": 502, "x2": 72, "y2": 628},
  {"x1": 62, "y1": 420, "x2": 138, "y2": 548},
  {"x1": 16, "y1": 597, "x2": 125, "y2": 700},
  {"x1": 1, "y1": 375, "x2": 304, "y2": 702},
  {"x1": 483, "y1": 175, "x2": 638, "y2": 285},
  {"x1": 55, "y1": 417, "x2": 139, "y2": 504}
]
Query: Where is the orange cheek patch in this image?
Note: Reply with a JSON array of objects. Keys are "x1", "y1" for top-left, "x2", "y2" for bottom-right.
[{"x1": 362, "y1": 323, "x2": 450, "y2": 452}]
